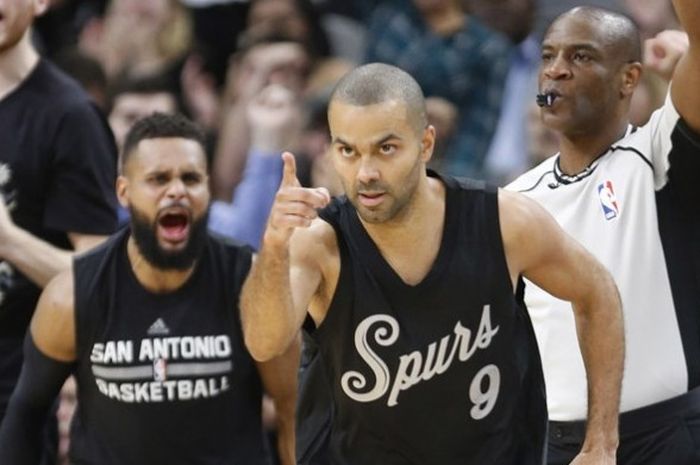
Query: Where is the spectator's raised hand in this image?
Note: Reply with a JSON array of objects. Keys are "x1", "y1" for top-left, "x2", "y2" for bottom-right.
[
  {"x1": 231, "y1": 42, "x2": 309, "y2": 103},
  {"x1": 247, "y1": 84, "x2": 303, "y2": 154},
  {"x1": 644, "y1": 29, "x2": 689, "y2": 81}
]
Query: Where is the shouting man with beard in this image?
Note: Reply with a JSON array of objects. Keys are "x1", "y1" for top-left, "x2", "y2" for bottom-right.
[{"x1": 0, "y1": 113, "x2": 299, "y2": 465}]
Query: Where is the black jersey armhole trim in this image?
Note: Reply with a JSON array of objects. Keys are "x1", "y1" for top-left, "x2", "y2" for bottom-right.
[
  {"x1": 307, "y1": 213, "x2": 353, "y2": 340},
  {"x1": 489, "y1": 187, "x2": 517, "y2": 297},
  {"x1": 675, "y1": 117, "x2": 700, "y2": 150},
  {"x1": 71, "y1": 229, "x2": 127, "y2": 362}
]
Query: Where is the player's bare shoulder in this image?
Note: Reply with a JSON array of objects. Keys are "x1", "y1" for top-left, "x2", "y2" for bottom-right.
[
  {"x1": 30, "y1": 267, "x2": 77, "y2": 361},
  {"x1": 497, "y1": 188, "x2": 561, "y2": 281}
]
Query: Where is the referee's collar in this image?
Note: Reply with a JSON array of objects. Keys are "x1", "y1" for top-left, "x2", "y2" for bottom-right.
[{"x1": 551, "y1": 124, "x2": 637, "y2": 187}]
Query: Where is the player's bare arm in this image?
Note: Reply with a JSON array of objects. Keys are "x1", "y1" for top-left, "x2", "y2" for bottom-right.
[
  {"x1": 0, "y1": 270, "x2": 77, "y2": 464},
  {"x1": 30, "y1": 268, "x2": 77, "y2": 362},
  {"x1": 256, "y1": 335, "x2": 301, "y2": 465},
  {"x1": 499, "y1": 189, "x2": 624, "y2": 465},
  {"x1": 0, "y1": 196, "x2": 108, "y2": 288},
  {"x1": 670, "y1": 0, "x2": 700, "y2": 132},
  {"x1": 241, "y1": 152, "x2": 331, "y2": 361}
]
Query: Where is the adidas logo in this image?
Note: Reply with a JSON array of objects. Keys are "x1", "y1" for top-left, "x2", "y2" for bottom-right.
[{"x1": 147, "y1": 318, "x2": 170, "y2": 336}]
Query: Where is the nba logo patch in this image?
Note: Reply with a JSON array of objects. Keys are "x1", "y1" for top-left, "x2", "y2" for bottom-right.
[
  {"x1": 153, "y1": 358, "x2": 167, "y2": 381},
  {"x1": 597, "y1": 181, "x2": 620, "y2": 220}
]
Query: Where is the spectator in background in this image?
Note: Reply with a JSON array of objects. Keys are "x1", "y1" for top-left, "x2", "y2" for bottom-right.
[
  {"x1": 469, "y1": 0, "x2": 540, "y2": 185},
  {"x1": 180, "y1": 0, "x2": 250, "y2": 90},
  {"x1": 212, "y1": 0, "x2": 356, "y2": 203},
  {"x1": 79, "y1": 0, "x2": 192, "y2": 82},
  {"x1": 623, "y1": 0, "x2": 679, "y2": 40},
  {"x1": 53, "y1": 48, "x2": 109, "y2": 110},
  {"x1": 0, "y1": 0, "x2": 118, "y2": 463},
  {"x1": 107, "y1": 76, "x2": 179, "y2": 152},
  {"x1": 208, "y1": 83, "x2": 300, "y2": 249},
  {"x1": 213, "y1": 36, "x2": 312, "y2": 201},
  {"x1": 365, "y1": 0, "x2": 512, "y2": 178},
  {"x1": 629, "y1": 30, "x2": 688, "y2": 126},
  {"x1": 245, "y1": 0, "x2": 331, "y2": 61}
]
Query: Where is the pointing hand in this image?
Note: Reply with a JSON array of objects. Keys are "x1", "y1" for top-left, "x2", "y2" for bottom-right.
[{"x1": 265, "y1": 152, "x2": 331, "y2": 246}]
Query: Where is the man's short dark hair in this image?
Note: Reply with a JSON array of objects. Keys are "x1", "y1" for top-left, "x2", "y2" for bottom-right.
[
  {"x1": 329, "y1": 63, "x2": 428, "y2": 132},
  {"x1": 106, "y1": 75, "x2": 178, "y2": 115},
  {"x1": 120, "y1": 113, "x2": 207, "y2": 174}
]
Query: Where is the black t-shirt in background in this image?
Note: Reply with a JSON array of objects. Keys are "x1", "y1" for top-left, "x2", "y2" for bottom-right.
[{"x1": 0, "y1": 58, "x2": 118, "y2": 414}]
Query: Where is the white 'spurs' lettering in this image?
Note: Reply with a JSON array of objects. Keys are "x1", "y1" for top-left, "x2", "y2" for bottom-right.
[{"x1": 341, "y1": 305, "x2": 501, "y2": 419}]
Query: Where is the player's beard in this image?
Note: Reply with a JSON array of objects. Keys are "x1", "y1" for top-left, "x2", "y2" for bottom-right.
[{"x1": 129, "y1": 205, "x2": 209, "y2": 271}]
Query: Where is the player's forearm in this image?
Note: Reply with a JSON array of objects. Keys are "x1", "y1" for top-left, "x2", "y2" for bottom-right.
[
  {"x1": 257, "y1": 336, "x2": 299, "y2": 465},
  {"x1": 0, "y1": 225, "x2": 72, "y2": 287},
  {"x1": 241, "y1": 242, "x2": 298, "y2": 362},
  {"x1": 574, "y1": 273, "x2": 624, "y2": 454},
  {"x1": 275, "y1": 404, "x2": 296, "y2": 465},
  {"x1": 0, "y1": 398, "x2": 46, "y2": 465},
  {"x1": 0, "y1": 336, "x2": 73, "y2": 465}
]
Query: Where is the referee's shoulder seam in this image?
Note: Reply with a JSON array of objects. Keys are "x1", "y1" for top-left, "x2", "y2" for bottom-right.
[
  {"x1": 516, "y1": 169, "x2": 555, "y2": 193},
  {"x1": 609, "y1": 145, "x2": 654, "y2": 171}
]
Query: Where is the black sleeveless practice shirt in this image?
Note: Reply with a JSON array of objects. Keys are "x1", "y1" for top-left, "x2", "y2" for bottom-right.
[
  {"x1": 70, "y1": 229, "x2": 269, "y2": 464},
  {"x1": 309, "y1": 173, "x2": 547, "y2": 465}
]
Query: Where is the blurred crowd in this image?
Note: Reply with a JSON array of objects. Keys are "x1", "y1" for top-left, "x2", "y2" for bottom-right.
[{"x1": 29, "y1": 0, "x2": 681, "y2": 463}]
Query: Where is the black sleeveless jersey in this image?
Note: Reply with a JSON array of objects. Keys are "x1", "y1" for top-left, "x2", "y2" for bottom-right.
[
  {"x1": 310, "y1": 173, "x2": 547, "y2": 465},
  {"x1": 70, "y1": 228, "x2": 269, "y2": 465}
]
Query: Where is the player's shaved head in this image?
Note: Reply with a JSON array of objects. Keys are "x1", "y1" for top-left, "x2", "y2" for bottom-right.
[
  {"x1": 549, "y1": 6, "x2": 642, "y2": 64},
  {"x1": 329, "y1": 63, "x2": 428, "y2": 133}
]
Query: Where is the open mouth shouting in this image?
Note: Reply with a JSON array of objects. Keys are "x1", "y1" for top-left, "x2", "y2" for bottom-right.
[{"x1": 157, "y1": 208, "x2": 191, "y2": 247}]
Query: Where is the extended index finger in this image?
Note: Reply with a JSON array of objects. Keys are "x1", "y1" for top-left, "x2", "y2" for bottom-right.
[{"x1": 281, "y1": 152, "x2": 300, "y2": 188}]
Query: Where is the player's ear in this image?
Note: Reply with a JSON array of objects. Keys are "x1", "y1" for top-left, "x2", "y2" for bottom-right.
[
  {"x1": 420, "y1": 125, "x2": 436, "y2": 163},
  {"x1": 116, "y1": 176, "x2": 129, "y2": 209}
]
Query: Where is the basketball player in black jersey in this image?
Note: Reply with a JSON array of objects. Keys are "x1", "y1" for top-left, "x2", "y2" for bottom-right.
[
  {"x1": 0, "y1": 113, "x2": 298, "y2": 465},
  {"x1": 241, "y1": 63, "x2": 624, "y2": 465}
]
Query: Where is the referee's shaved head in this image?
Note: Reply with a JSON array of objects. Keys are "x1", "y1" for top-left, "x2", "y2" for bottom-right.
[
  {"x1": 549, "y1": 6, "x2": 642, "y2": 64},
  {"x1": 329, "y1": 63, "x2": 428, "y2": 133}
]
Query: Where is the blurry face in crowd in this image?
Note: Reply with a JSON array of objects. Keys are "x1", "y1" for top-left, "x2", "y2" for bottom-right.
[
  {"x1": 0, "y1": 0, "x2": 48, "y2": 53},
  {"x1": 109, "y1": 92, "x2": 178, "y2": 150},
  {"x1": 623, "y1": 0, "x2": 676, "y2": 39},
  {"x1": 467, "y1": 0, "x2": 535, "y2": 43},
  {"x1": 413, "y1": 0, "x2": 454, "y2": 14},
  {"x1": 328, "y1": 99, "x2": 434, "y2": 224},
  {"x1": 117, "y1": 137, "x2": 210, "y2": 270},
  {"x1": 247, "y1": 0, "x2": 308, "y2": 43},
  {"x1": 236, "y1": 42, "x2": 310, "y2": 95},
  {"x1": 538, "y1": 13, "x2": 630, "y2": 136},
  {"x1": 112, "y1": 0, "x2": 171, "y2": 26}
]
